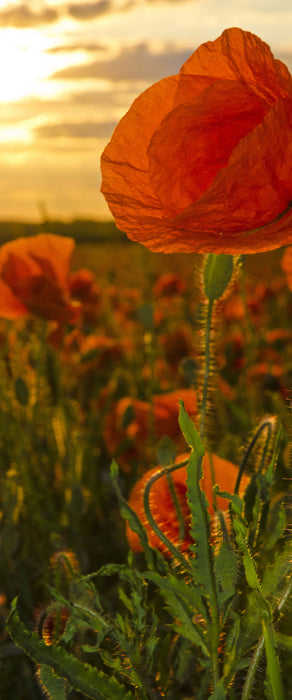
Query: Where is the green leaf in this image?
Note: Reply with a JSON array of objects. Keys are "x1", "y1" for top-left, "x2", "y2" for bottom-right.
[
  {"x1": 222, "y1": 615, "x2": 241, "y2": 684},
  {"x1": 232, "y1": 517, "x2": 261, "y2": 591},
  {"x1": 178, "y1": 400, "x2": 205, "y2": 458},
  {"x1": 203, "y1": 254, "x2": 233, "y2": 301},
  {"x1": 38, "y1": 664, "x2": 67, "y2": 700},
  {"x1": 6, "y1": 598, "x2": 134, "y2": 700},
  {"x1": 276, "y1": 633, "x2": 292, "y2": 650},
  {"x1": 110, "y1": 460, "x2": 167, "y2": 575},
  {"x1": 261, "y1": 541, "x2": 292, "y2": 598},
  {"x1": 263, "y1": 620, "x2": 285, "y2": 700},
  {"x1": 214, "y1": 541, "x2": 238, "y2": 602},
  {"x1": 144, "y1": 570, "x2": 206, "y2": 621},
  {"x1": 144, "y1": 572, "x2": 210, "y2": 657},
  {"x1": 264, "y1": 498, "x2": 287, "y2": 550},
  {"x1": 155, "y1": 436, "x2": 177, "y2": 467},
  {"x1": 214, "y1": 487, "x2": 243, "y2": 517},
  {"x1": 14, "y1": 376, "x2": 29, "y2": 406},
  {"x1": 179, "y1": 402, "x2": 215, "y2": 605},
  {"x1": 208, "y1": 678, "x2": 226, "y2": 699}
]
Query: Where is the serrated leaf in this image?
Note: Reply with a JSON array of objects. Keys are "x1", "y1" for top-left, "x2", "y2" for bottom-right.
[
  {"x1": 6, "y1": 598, "x2": 134, "y2": 700},
  {"x1": 203, "y1": 254, "x2": 233, "y2": 301},
  {"x1": 264, "y1": 497, "x2": 287, "y2": 550},
  {"x1": 38, "y1": 664, "x2": 67, "y2": 700},
  {"x1": 263, "y1": 620, "x2": 285, "y2": 700},
  {"x1": 261, "y1": 541, "x2": 292, "y2": 598},
  {"x1": 208, "y1": 678, "x2": 226, "y2": 699},
  {"x1": 178, "y1": 403, "x2": 215, "y2": 606},
  {"x1": 232, "y1": 518, "x2": 261, "y2": 591},
  {"x1": 214, "y1": 541, "x2": 238, "y2": 600},
  {"x1": 110, "y1": 460, "x2": 167, "y2": 575},
  {"x1": 178, "y1": 401, "x2": 205, "y2": 458},
  {"x1": 214, "y1": 487, "x2": 243, "y2": 516},
  {"x1": 143, "y1": 571, "x2": 209, "y2": 656},
  {"x1": 144, "y1": 570, "x2": 206, "y2": 620}
]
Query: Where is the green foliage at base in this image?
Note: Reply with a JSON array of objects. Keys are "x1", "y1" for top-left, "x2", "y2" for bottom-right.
[{"x1": 6, "y1": 405, "x2": 291, "y2": 699}]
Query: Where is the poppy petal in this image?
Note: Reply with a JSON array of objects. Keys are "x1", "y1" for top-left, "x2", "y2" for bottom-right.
[
  {"x1": 148, "y1": 80, "x2": 268, "y2": 216},
  {"x1": 0, "y1": 279, "x2": 28, "y2": 319},
  {"x1": 181, "y1": 27, "x2": 292, "y2": 103},
  {"x1": 173, "y1": 96, "x2": 292, "y2": 253},
  {"x1": 101, "y1": 76, "x2": 179, "y2": 219}
]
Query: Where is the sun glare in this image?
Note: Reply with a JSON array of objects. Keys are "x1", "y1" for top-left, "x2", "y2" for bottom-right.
[{"x1": 0, "y1": 28, "x2": 60, "y2": 102}]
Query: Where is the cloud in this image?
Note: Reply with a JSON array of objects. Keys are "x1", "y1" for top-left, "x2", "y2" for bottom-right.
[
  {"x1": 35, "y1": 120, "x2": 117, "y2": 139},
  {"x1": 51, "y1": 42, "x2": 192, "y2": 82},
  {"x1": 66, "y1": 0, "x2": 189, "y2": 22},
  {"x1": 146, "y1": 0, "x2": 190, "y2": 3},
  {"x1": 0, "y1": 3, "x2": 58, "y2": 27},
  {"x1": 67, "y1": 1, "x2": 113, "y2": 20},
  {"x1": 47, "y1": 43, "x2": 106, "y2": 54}
]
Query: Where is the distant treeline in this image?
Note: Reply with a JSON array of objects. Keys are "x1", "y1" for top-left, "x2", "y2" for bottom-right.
[{"x1": 0, "y1": 219, "x2": 128, "y2": 245}]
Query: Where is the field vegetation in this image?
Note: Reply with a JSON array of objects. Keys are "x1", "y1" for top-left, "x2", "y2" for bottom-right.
[{"x1": 0, "y1": 225, "x2": 290, "y2": 699}]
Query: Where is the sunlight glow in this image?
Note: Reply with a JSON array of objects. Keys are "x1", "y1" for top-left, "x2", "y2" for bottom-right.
[
  {"x1": 0, "y1": 124, "x2": 33, "y2": 144},
  {"x1": 0, "y1": 27, "x2": 77, "y2": 102},
  {"x1": 0, "y1": 28, "x2": 51, "y2": 101}
]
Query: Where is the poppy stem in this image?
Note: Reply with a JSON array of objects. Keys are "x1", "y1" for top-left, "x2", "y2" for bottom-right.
[
  {"x1": 143, "y1": 461, "x2": 192, "y2": 572},
  {"x1": 234, "y1": 418, "x2": 274, "y2": 494},
  {"x1": 199, "y1": 298, "x2": 214, "y2": 440},
  {"x1": 166, "y1": 472, "x2": 185, "y2": 543}
]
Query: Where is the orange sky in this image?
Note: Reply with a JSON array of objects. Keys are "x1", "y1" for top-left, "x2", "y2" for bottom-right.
[{"x1": 1, "y1": 0, "x2": 292, "y2": 222}]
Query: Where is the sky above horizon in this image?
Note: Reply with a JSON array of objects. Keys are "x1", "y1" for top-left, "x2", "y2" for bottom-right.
[{"x1": 1, "y1": 0, "x2": 292, "y2": 222}]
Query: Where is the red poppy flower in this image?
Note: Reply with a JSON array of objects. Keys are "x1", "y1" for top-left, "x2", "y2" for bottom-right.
[
  {"x1": 69, "y1": 268, "x2": 101, "y2": 325},
  {"x1": 126, "y1": 452, "x2": 249, "y2": 555},
  {"x1": 103, "y1": 388, "x2": 197, "y2": 470},
  {"x1": 0, "y1": 234, "x2": 79, "y2": 322},
  {"x1": 153, "y1": 273, "x2": 186, "y2": 298},
  {"x1": 101, "y1": 28, "x2": 292, "y2": 255}
]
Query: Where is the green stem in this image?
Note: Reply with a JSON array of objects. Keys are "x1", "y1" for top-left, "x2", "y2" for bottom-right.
[
  {"x1": 143, "y1": 461, "x2": 192, "y2": 572},
  {"x1": 262, "y1": 620, "x2": 285, "y2": 700},
  {"x1": 166, "y1": 472, "x2": 185, "y2": 542},
  {"x1": 200, "y1": 298, "x2": 213, "y2": 440},
  {"x1": 234, "y1": 419, "x2": 273, "y2": 494},
  {"x1": 240, "y1": 578, "x2": 291, "y2": 700},
  {"x1": 277, "y1": 576, "x2": 292, "y2": 614},
  {"x1": 241, "y1": 634, "x2": 265, "y2": 700}
]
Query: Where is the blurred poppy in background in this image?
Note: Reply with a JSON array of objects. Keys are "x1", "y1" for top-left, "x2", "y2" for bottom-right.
[{"x1": 0, "y1": 234, "x2": 79, "y2": 322}]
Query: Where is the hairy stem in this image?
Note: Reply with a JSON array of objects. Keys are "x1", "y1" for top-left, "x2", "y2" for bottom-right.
[
  {"x1": 200, "y1": 298, "x2": 213, "y2": 441},
  {"x1": 143, "y1": 461, "x2": 192, "y2": 572}
]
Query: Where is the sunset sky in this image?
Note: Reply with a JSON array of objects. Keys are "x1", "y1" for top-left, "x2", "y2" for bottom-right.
[{"x1": 1, "y1": 0, "x2": 292, "y2": 222}]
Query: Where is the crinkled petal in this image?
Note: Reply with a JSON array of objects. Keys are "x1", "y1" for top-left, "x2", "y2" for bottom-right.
[
  {"x1": 172, "y1": 97, "x2": 292, "y2": 252},
  {"x1": 101, "y1": 76, "x2": 180, "y2": 220},
  {"x1": 181, "y1": 27, "x2": 292, "y2": 103},
  {"x1": 100, "y1": 28, "x2": 292, "y2": 255},
  {"x1": 148, "y1": 80, "x2": 268, "y2": 215}
]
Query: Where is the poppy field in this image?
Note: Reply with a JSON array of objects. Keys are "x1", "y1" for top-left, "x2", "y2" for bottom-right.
[
  {"x1": 2, "y1": 25, "x2": 292, "y2": 700},
  {"x1": 0, "y1": 233, "x2": 290, "y2": 699}
]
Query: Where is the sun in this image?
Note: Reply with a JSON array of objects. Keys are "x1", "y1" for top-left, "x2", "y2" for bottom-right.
[{"x1": 0, "y1": 27, "x2": 56, "y2": 102}]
